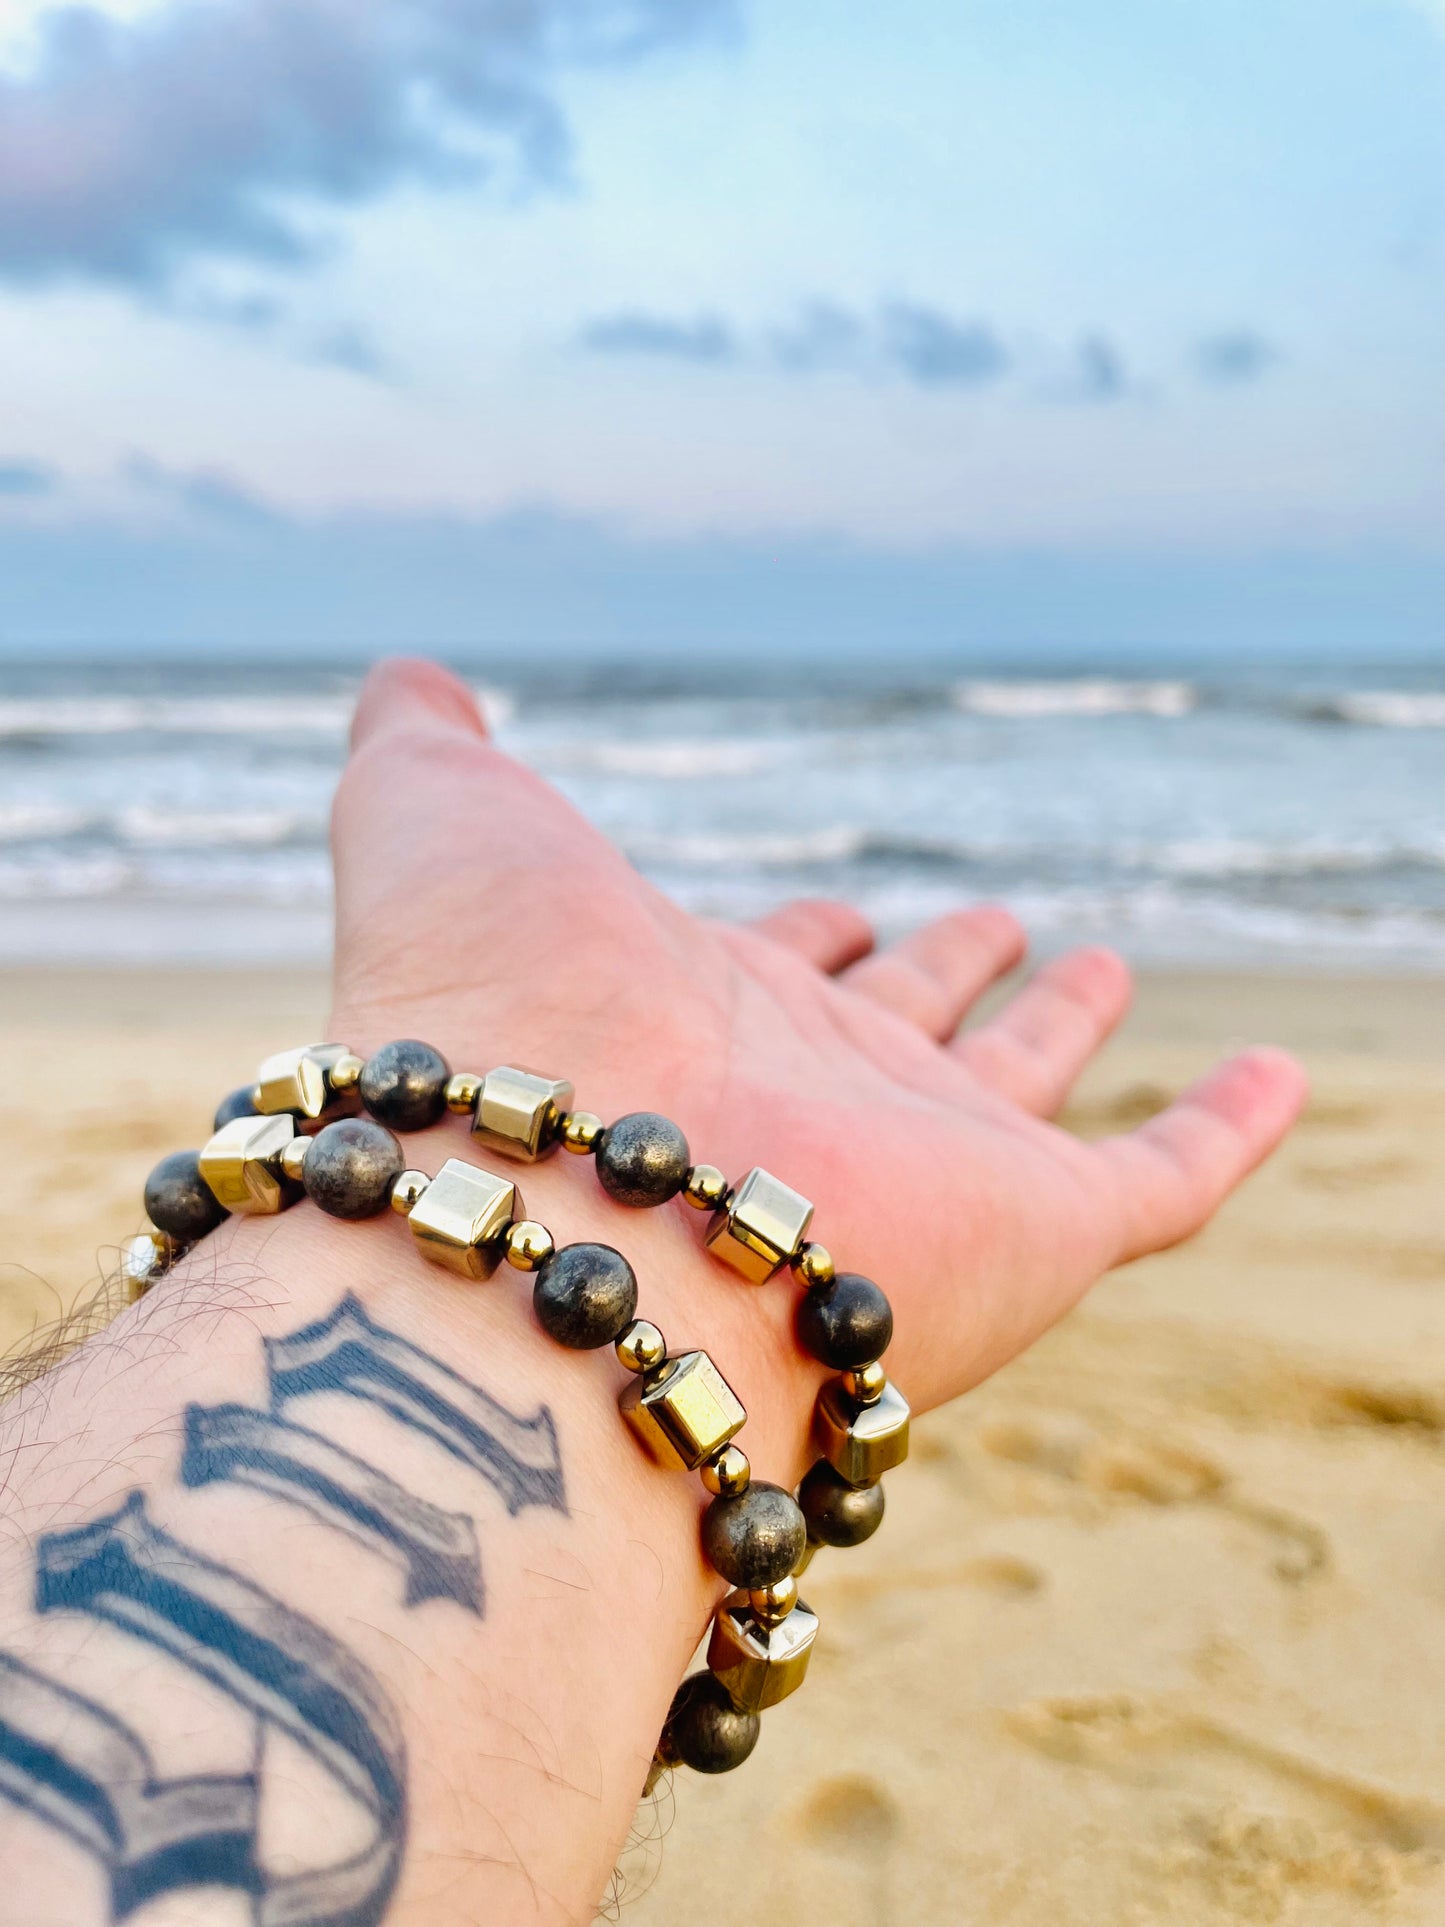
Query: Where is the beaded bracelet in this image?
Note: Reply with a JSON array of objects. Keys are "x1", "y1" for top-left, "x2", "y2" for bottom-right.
[{"x1": 128, "y1": 1039, "x2": 911, "y2": 1785}]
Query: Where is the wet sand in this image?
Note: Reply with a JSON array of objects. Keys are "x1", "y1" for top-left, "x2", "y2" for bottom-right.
[{"x1": 4, "y1": 967, "x2": 1443, "y2": 1925}]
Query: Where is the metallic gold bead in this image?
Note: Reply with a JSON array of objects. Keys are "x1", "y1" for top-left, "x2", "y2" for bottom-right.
[
  {"x1": 122, "y1": 1230, "x2": 175, "y2": 1302},
  {"x1": 615, "y1": 1320, "x2": 667, "y2": 1374},
  {"x1": 700, "y1": 1443, "x2": 751, "y2": 1499},
  {"x1": 683, "y1": 1164, "x2": 728, "y2": 1212},
  {"x1": 407, "y1": 1157, "x2": 520, "y2": 1280},
  {"x1": 504, "y1": 1219, "x2": 555, "y2": 1272},
  {"x1": 813, "y1": 1378, "x2": 911, "y2": 1486},
  {"x1": 706, "y1": 1591, "x2": 819, "y2": 1714},
  {"x1": 254, "y1": 1043, "x2": 334, "y2": 1120},
  {"x1": 793, "y1": 1241, "x2": 835, "y2": 1288},
  {"x1": 279, "y1": 1135, "x2": 310, "y2": 1184},
  {"x1": 748, "y1": 1576, "x2": 798, "y2": 1628},
  {"x1": 560, "y1": 1110, "x2": 603, "y2": 1155},
  {"x1": 844, "y1": 1360, "x2": 889, "y2": 1405},
  {"x1": 199, "y1": 1114, "x2": 300, "y2": 1214},
  {"x1": 389, "y1": 1169, "x2": 431, "y2": 1215},
  {"x1": 328, "y1": 1051, "x2": 365, "y2": 1093},
  {"x1": 445, "y1": 1071, "x2": 483, "y2": 1115},
  {"x1": 620, "y1": 1350, "x2": 746, "y2": 1472},
  {"x1": 705, "y1": 1166, "x2": 814, "y2": 1284},
  {"x1": 471, "y1": 1066, "x2": 574, "y2": 1163}
]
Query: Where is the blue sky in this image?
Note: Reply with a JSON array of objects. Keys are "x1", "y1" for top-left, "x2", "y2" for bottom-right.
[{"x1": 0, "y1": 0, "x2": 1440, "y2": 658}]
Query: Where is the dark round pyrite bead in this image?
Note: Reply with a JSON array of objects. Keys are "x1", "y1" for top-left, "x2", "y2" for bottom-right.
[
  {"x1": 798, "y1": 1458, "x2": 886, "y2": 1548},
  {"x1": 795, "y1": 1271, "x2": 894, "y2": 1370},
  {"x1": 534, "y1": 1242, "x2": 638, "y2": 1349},
  {"x1": 213, "y1": 1085, "x2": 259, "y2": 1131},
  {"x1": 357, "y1": 1039, "x2": 452, "y2": 1133},
  {"x1": 662, "y1": 1671, "x2": 760, "y2": 1775},
  {"x1": 595, "y1": 1112, "x2": 691, "y2": 1207},
  {"x1": 302, "y1": 1118, "x2": 405, "y2": 1220},
  {"x1": 701, "y1": 1481, "x2": 806, "y2": 1590},
  {"x1": 144, "y1": 1151, "x2": 228, "y2": 1242}
]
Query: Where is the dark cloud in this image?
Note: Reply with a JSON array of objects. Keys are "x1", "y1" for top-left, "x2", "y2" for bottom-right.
[
  {"x1": 880, "y1": 303, "x2": 1010, "y2": 387},
  {"x1": 0, "y1": 0, "x2": 730, "y2": 288},
  {"x1": 0, "y1": 460, "x2": 56, "y2": 497},
  {"x1": 1071, "y1": 332, "x2": 1129, "y2": 402},
  {"x1": 1195, "y1": 331, "x2": 1279, "y2": 383},
  {"x1": 579, "y1": 311, "x2": 739, "y2": 361}
]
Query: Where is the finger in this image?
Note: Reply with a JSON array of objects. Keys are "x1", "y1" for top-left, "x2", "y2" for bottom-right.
[
  {"x1": 748, "y1": 899, "x2": 875, "y2": 972},
  {"x1": 838, "y1": 906, "x2": 1026, "y2": 1039},
  {"x1": 349, "y1": 656, "x2": 488, "y2": 752},
  {"x1": 955, "y1": 946, "x2": 1132, "y2": 1115},
  {"x1": 1098, "y1": 1046, "x2": 1308, "y2": 1264}
]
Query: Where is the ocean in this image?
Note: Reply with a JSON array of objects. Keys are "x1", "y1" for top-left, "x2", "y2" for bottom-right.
[{"x1": 1, "y1": 656, "x2": 1442, "y2": 970}]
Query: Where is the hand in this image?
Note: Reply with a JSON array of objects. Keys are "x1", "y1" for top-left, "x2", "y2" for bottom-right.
[{"x1": 332, "y1": 659, "x2": 1307, "y2": 1449}]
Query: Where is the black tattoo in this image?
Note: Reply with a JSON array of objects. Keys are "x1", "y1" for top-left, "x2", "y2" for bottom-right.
[{"x1": 0, "y1": 1295, "x2": 567, "y2": 1924}]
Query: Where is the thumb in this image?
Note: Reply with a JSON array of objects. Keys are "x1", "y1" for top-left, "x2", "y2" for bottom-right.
[{"x1": 348, "y1": 656, "x2": 489, "y2": 752}]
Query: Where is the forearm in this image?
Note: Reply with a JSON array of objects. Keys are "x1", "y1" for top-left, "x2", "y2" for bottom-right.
[{"x1": 0, "y1": 1164, "x2": 786, "y2": 1925}]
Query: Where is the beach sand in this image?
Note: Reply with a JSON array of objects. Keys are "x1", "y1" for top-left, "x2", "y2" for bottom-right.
[{"x1": 4, "y1": 967, "x2": 1443, "y2": 1925}]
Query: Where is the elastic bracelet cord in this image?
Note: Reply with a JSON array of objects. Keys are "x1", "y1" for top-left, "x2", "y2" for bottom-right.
[{"x1": 129, "y1": 1040, "x2": 911, "y2": 1786}]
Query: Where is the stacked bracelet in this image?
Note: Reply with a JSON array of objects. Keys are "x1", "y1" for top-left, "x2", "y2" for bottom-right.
[{"x1": 129, "y1": 1039, "x2": 910, "y2": 1787}]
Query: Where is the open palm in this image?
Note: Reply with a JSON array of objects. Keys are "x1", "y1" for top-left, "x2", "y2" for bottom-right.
[{"x1": 330, "y1": 659, "x2": 1305, "y2": 1444}]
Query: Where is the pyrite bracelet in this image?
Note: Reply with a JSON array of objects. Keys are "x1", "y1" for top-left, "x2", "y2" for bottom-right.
[{"x1": 131, "y1": 1040, "x2": 911, "y2": 1780}]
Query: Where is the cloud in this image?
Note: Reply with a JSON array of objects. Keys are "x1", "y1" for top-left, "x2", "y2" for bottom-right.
[
  {"x1": 0, "y1": 0, "x2": 730, "y2": 288},
  {"x1": 1067, "y1": 332, "x2": 1130, "y2": 403},
  {"x1": 311, "y1": 323, "x2": 391, "y2": 379},
  {"x1": 0, "y1": 458, "x2": 56, "y2": 496},
  {"x1": 769, "y1": 300, "x2": 866, "y2": 372},
  {"x1": 578, "y1": 310, "x2": 739, "y2": 362},
  {"x1": 1195, "y1": 331, "x2": 1278, "y2": 383},
  {"x1": 880, "y1": 303, "x2": 1010, "y2": 387},
  {"x1": 123, "y1": 453, "x2": 279, "y2": 524}
]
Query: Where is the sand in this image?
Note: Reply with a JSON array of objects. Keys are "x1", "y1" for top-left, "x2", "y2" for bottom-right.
[{"x1": 4, "y1": 967, "x2": 1444, "y2": 1925}]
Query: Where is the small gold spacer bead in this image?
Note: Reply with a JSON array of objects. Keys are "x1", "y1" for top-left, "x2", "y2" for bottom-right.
[
  {"x1": 748, "y1": 1576, "x2": 799, "y2": 1628},
  {"x1": 643, "y1": 1755, "x2": 672, "y2": 1797},
  {"x1": 504, "y1": 1219, "x2": 555, "y2": 1272},
  {"x1": 328, "y1": 1051, "x2": 365, "y2": 1093},
  {"x1": 279, "y1": 1135, "x2": 310, "y2": 1183},
  {"x1": 249, "y1": 1084, "x2": 264, "y2": 1111},
  {"x1": 683, "y1": 1163, "x2": 728, "y2": 1211},
  {"x1": 699, "y1": 1443, "x2": 751, "y2": 1499},
  {"x1": 560, "y1": 1110, "x2": 603, "y2": 1155},
  {"x1": 615, "y1": 1319, "x2": 666, "y2": 1375},
  {"x1": 844, "y1": 1360, "x2": 888, "y2": 1406},
  {"x1": 389, "y1": 1169, "x2": 431, "y2": 1215},
  {"x1": 793, "y1": 1242, "x2": 836, "y2": 1288},
  {"x1": 445, "y1": 1072, "x2": 483, "y2": 1115}
]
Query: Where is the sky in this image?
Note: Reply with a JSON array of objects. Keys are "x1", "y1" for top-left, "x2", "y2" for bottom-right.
[{"x1": 0, "y1": 0, "x2": 1441, "y2": 660}]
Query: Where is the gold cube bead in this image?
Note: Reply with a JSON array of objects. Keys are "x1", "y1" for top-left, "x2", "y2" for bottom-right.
[
  {"x1": 446, "y1": 1071, "x2": 483, "y2": 1114},
  {"x1": 615, "y1": 1320, "x2": 667, "y2": 1374},
  {"x1": 504, "y1": 1219, "x2": 555, "y2": 1272},
  {"x1": 389, "y1": 1170, "x2": 430, "y2": 1215},
  {"x1": 793, "y1": 1241, "x2": 836, "y2": 1288},
  {"x1": 748, "y1": 1576, "x2": 798, "y2": 1628},
  {"x1": 471, "y1": 1066, "x2": 575, "y2": 1163},
  {"x1": 199, "y1": 1114, "x2": 300, "y2": 1215},
  {"x1": 253, "y1": 1043, "x2": 346, "y2": 1120},
  {"x1": 560, "y1": 1110, "x2": 603, "y2": 1155},
  {"x1": 813, "y1": 1378, "x2": 911, "y2": 1487},
  {"x1": 683, "y1": 1163, "x2": 728, "y2": 1212},
  {"x1": 700, "y1": 1443, "x2": 751, "y2": 1498},
  {"x1": 706, "y1": 1166, "x2": 814, "y2": 1284},
  {"x1": 407, "y1": 1157, "x2": 520, "y2": 1280},
  {"x1": 706, "y1": 1592, "x2": 819, "y2": 1714},
  {"x1": 620, "y1": 1349, "x2": 746, "y2": 1472}
]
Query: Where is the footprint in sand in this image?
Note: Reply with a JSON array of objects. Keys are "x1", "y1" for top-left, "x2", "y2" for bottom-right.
[
  {"x1": 1007, "y1": 1692, "x2": 1445, "y2": 1906},
  {"x1": 791, "y1": 1775, "x2": 902, "y2": 1927},
  {"x1": 978, "y1": 1414, "x2": 1329, "y2": 1581}
]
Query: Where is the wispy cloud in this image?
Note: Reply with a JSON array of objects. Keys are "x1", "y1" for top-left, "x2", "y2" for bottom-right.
[
  {"x1": 1067, "y1": 332, "x2": 1131, "y2": 403},
  {"x1": 1195, "y1": 331, "x2": 1279, "y2": 384},
  {"x1": 0, "y1": 458, "x2": 56, "y2": 497},
  {"x1": 123, "y1": 453, "x2": 279, "y2": 524},
  {"x1": 880, "y1": 303, "x2": 1010, "y2": 387},
  {"x1": 579, "y1": 310, "x2": 739, "y2": 362},
  {"x1": 0, "y1": 0, "x2": 730, "y2": 288}
]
